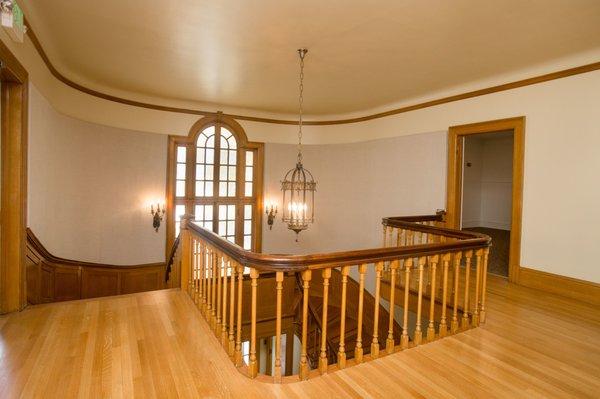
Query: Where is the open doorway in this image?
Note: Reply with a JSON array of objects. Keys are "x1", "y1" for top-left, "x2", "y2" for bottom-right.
[
  {"x1": 461, "y1": 131, "x2": 513, "y2": 277},
  {"x1": 446, "y1": 117, "x2": 524, "y2": 283}
]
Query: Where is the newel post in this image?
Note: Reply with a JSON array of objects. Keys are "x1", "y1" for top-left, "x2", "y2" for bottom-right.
[{"x1": 180, "y1": 214, "x2": 194, "y2": 291}]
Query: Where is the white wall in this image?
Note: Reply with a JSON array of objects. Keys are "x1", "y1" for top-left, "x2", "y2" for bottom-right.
[
  {"x1": 463, "y1": 134, "x2": 513, "y2": 230},
  {"x1": 28, "y1": 84, "x2": 167, "y2": 265}
]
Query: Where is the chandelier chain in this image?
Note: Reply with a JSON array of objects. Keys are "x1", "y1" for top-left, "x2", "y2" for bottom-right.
[{"x1": 297, "y1": 49, "x2": 307, "y2": 164}]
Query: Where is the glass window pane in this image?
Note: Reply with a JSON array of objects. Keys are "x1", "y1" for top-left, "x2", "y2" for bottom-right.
[
  {"x1": 221, "y1": 128, "x2": 232, "y2": 139},
  {"x1": 176, "y1": 180, "x2": 186, "y2": 197},
  {"x1": 228, "y1": 182, "x2": 236, "y2": 196},
  {"x1": 221, "y1": 136, "x2": 229, "y2": 148},
  {"x1": 205, "y1": 182, "x2": 213, "y2": 196},
  {"x1": 205, "y1": 205, "x2": 213, "y2": 220},
  {"x1": 206, "y1": 149, "x2": 214, "y2": 164},
  {"x1": 245, "y1": 182, "x2": 252, "y2": 196},
  {"x1": 207, "y1": 134, "x2": 215, "y2": 148},
  {"x1": 219, "y1": 166, "x2": 228, "y2": 181},
  {"x1": 228, "y1": 205, "x2": 235, "y2": 217},
  {"x1": 175, "y1": 205, "x2": 186, "y2": 220},
  {"x1": 205, "y1": 165, "x2": 214, "y2": 180},
  {"x1": 219, "y1": 205, "x2": 227, "y2": 220},
  {"x1": 244, "y1": 220, "x2": 252, "y2": 234},
  {"x1": 229, "y1": 150, "x2": 237, "y2": 165},
  {"x1": 195, "y1": 205, "x2": 204, "y2": 220},
  {"x1": 197, "y1": 133, "x2": 207, "y2": 147},
  {"x1": 195, "y1": 181, "x2": 204, "y2": 196},
  {"x1": 227, "y1": 221, "x2": 235, "y2": 234},
  {"x1": 197, "y1": 148, "x2": 205, "y2": 163},
  {"x1": 245, "y1": 166, "x2": 253, "y2": 181},
  {"x1": 175, "y1": 222, "x2": 181, "y2": 237},
  {"x1": 196, "y1": 164, "x2": 205, "y2": 180},
  {"x1": 244, "y1": 205, "x2": 252, "y2": 219},
  {"x1": 243, "y1": 236, "x2": 251, "y2": 250},
  {"x1": 175, "y1": 163, "x2": 185, "y2": 180},
  {"x1": 177, "y1": 146, "x2": 187, "y2": 162},
  {"x1": 219, "y1": 221, "x2": 226, "y2": 235},
  {"x1": 204, "y1": 221, "x2": 213, "y2": 231},
  {"x1": 219, "y1": 182, "x2": 227, "y2": 197},
  {"x1": 229, "y1": 166, "x2": 236, "y2": 180},
  {"x1": 227, "y1": 236, "x2": 235, "y2": 243},
  {"x1": 220, "y1": 149, "x2": 228, "y2": 164},
  {"x1": 246, "y1": 151, "x2": 254, "y2": 166}
]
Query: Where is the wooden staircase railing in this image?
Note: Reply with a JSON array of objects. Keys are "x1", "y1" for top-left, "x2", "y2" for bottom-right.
[{"x1": 174, "y1": 211, "x2": 491, "y2": 383}]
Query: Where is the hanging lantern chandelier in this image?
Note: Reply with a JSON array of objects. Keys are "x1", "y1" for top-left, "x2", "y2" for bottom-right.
[{"x1": 281, "y1": 48, "x2": 316, "y2": 239}]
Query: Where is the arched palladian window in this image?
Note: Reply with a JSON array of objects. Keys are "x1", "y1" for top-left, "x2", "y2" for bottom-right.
[{"x1": 167, "y1": 115, "x2": 264, "y2": 254}]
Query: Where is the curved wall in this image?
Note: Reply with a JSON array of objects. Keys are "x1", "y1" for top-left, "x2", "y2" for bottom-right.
[{"x1": 9, "y1": 26, "x2": 600, "y2": 282}]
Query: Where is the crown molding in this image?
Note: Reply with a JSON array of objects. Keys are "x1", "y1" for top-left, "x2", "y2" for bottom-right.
[{"x1": 25, "y1": 19, "x2": 600, "y2": 126}]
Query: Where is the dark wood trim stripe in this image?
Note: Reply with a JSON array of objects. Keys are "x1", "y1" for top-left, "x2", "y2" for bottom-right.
[{"x1": 24, "y1": 20, "x2": 600, "y2": 126}]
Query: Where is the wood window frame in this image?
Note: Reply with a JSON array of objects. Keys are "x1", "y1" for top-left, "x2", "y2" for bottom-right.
[
  {"x1": 0, "y1": 39, "x2": 29, "y2": 313},
  {"x1": 446, "y1": 116, "x2": 525, "y2": 283},
  {"x1": 166, "y1": 114, "x2": 264, "y2": 257}
]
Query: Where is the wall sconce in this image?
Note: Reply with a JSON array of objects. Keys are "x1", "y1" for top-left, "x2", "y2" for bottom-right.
[
  {"x1": 265, "y1": 203, "x2": 278, "y2": 230},
  {"x1": 151, "y1": 203, "x2": 166, "y2": 232}
]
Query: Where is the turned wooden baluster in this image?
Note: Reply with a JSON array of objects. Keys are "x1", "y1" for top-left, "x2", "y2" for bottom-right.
[
  {"x1": 202, "y1": 245, "x2": 209, "y2": 315},
  {"x1": 462, "y1": 250, "x2": 473, "y2": 328},
  {"x1": 198, "y1": 241, "x2": 204, "y2": 311},
  {"x1": 354, "y1": 264, "x2": 367, "y2": 363},
  {"x1": 299, "y1": 270, "x2": 312, "y2": 380},
  {"x1": 248, "y1": 268, "x2": 259, "y2": 378},
  {"x1": 338, "y1": 266, "x2": 350, "y2": 368},
  {"x1": 319, "y1": 268, "x2": 331, "y2": 374},
  {"x1": 386, "y1": 260, "x2": 399, "y2": 354},
  {"x1": 274, "y1": 271, "x2": 284, "y2": 383},
  {"x1": 221, "y1": 257, "x2": 229, "y2": 346},
  {"x1": 228, "y1": 260, "x2": 236, "y2": 357},
  {"x1": 407, "y1": 230, "x2": 414, "y2": 246},
  {"x1": 439, "y1": 253, "x2": 451, "y2": 337},
  {"x1": 480, "y1": 248, "x2": 489, "y2": 324},
  {"x1": 388, "y1": 227, "x2": 394, "y2": 247},
  {"x1": 382, "y1": 225, "x2": 388, "y2": 247},
  {"x1": 451, "y1": 251, "x2": 462, "y2": 333},
  {"x1": 401, "y1": 258, "x2": 413, "y2": 349},
  {"x1": 371, "y1": 262, "x2": 383, "y2": 358},
  {"x1": 215, "y1": 252, "x2": 223, "y2": 334},
  {"x1": 211, "y1": 250, "x2": 218, "y2": 330},
  {"x1": 206, "y1": 248, "x2": 213, "y2": 321},
  {"x1": 234, "y1": 265, "x2": 244, "y2": 367},
  {"x1": 473, "y1": 249, "x2": 483, "y2": 326},
  {"x1": 414, "y1": 256, "x2": 425, "y2": 345},
  {"x1": 427, "y1": 255, "x2": 439, "y2": 342}
]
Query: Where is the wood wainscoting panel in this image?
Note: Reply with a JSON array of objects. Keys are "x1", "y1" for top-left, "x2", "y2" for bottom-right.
[
  {"x1": 26, "y1": 229, "x2": 167, "y2": 304},
  {"x1": 53, "y1": 264, "x2": 81, "y2": 301},
  {"x1": 120, "y1": 266, "x2": 164, "y2": 294},
  {"x1": 519, "y1": 267, "x2": 600, "y2": 306},
  {"x1": 81, "y1": 269, "x2": 120, "y2": 299}
]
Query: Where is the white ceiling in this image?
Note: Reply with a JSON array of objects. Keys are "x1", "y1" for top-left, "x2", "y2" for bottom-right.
[{"x1": 20, "y1": 0, "x2": 600, "y2": 116}]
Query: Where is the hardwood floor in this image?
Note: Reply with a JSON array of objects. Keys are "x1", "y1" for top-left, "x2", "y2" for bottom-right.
[{"x1": 1, "y1": 275, "x2": 599, "y2": 398}]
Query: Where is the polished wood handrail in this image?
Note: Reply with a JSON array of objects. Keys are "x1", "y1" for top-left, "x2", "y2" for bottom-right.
[{"x1": 186, "y1": 216, "x2": 490, "y2": 272}]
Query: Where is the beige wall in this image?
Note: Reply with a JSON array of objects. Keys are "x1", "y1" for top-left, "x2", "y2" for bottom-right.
[
  {"x1": 28, "y1": 84, "x2": 167, "y2": 265},
  {"x1": 262, "y1": 132, "x2": 447, "y2": 255},
  {"x1": 10, "y1": 21, "x2": 599, "y2": 283}
]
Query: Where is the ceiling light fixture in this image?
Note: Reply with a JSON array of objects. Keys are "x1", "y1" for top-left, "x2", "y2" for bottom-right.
[{"x1": 281, "y1": 49, "x2": 316, "y2": 240}]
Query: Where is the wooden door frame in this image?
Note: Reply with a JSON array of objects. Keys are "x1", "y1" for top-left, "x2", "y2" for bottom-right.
[
  {"x1": 0, "y1": 38, "x2": 29, "y2": 313},
  {"x1": 446, "y1": 117, "x2": 524, "y2": 283}
]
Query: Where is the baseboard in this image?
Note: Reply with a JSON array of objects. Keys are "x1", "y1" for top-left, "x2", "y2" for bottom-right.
[{"x1": 519, "y1": 267, "x2": 600, "y2": 306}]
